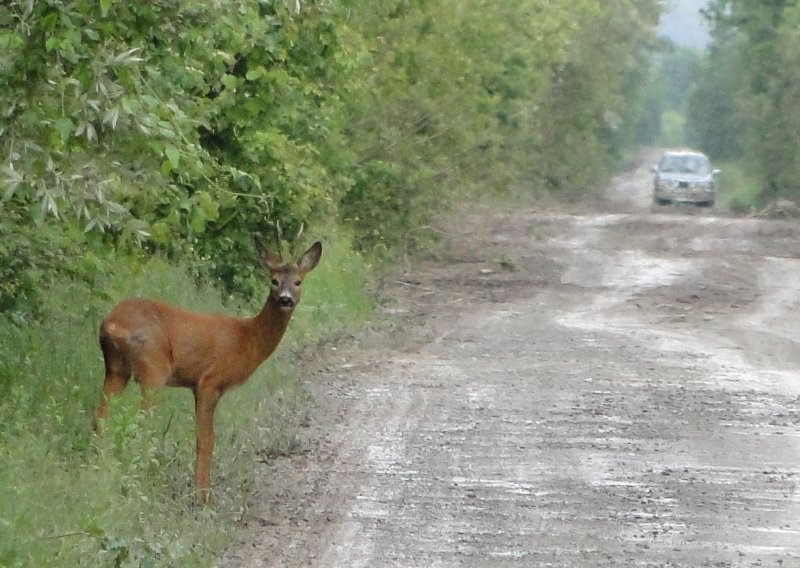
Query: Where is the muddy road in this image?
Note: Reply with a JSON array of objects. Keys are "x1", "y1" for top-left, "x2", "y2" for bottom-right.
[{"x1": 222, "y1": 151, "x2": 800, "y2": 567}]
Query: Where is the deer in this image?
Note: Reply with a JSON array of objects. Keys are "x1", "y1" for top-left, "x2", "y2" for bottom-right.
[{"x1": 92, "y1": 237, "x2": 322, "y2": 505}]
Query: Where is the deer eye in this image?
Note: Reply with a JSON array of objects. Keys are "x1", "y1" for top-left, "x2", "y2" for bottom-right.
[
  {"x1": 271, "y1": 278, "x2": 279, "y2": 287},
  {"x1": 294, "y1": 280, "x2": 302, "y2": 287}
]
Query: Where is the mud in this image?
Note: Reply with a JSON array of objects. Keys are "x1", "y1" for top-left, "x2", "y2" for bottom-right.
[{"x1": 221, "y1": 149, "x2": 800, "y2": 567}]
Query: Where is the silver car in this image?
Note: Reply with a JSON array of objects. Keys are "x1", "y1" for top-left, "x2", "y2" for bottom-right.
[{"x1": 651, "y1": 150, "x2": 719, "y2": 207}]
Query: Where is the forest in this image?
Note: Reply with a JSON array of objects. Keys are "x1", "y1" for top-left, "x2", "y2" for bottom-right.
[
  {"x1": 682, "y1": 1, "x2": 800, "y2": 208},
  {"x1": 0, "y1": 0, "x2": 734, "y2": 565}
]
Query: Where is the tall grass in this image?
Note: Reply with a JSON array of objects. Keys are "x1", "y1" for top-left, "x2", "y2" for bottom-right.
[
  {"x1": 715, "y1": 160, "x2": 762, "y2": 213},
  {"x1": 0, "y1": 233, "x2": 372, "y2": 566}
]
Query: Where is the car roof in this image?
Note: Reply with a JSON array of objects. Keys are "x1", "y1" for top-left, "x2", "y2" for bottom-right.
[{"x1": 661, "y1": 150, "x2": 709, "y2": 159}]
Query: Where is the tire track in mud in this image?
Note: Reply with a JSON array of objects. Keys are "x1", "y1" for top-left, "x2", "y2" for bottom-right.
[
  {"x1": 546, "y1": 212, "x2": 800, "y2": 565},
  {"x1": 222, "y1": 154, "x2": 800, "y2": 567}
]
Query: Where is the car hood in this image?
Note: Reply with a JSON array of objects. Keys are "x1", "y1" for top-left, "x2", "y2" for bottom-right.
[{"x1": 657, "y1": 172, "x2": 713, "y2": 183}]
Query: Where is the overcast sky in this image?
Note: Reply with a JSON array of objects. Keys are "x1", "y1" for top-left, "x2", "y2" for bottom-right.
[{"x1": 659, "y1": 0, "x2": 711, "y2": 49}]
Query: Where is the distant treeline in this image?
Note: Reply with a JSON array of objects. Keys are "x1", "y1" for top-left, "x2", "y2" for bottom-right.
[{"x1": 685, "y1": 1, "x2": 800, "y2": 204}]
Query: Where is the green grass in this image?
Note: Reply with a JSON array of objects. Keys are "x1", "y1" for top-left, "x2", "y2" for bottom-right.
[
  {"x1": 0, "y1": 232, "x2": 372, "y2": 567},
  {"x1": 715, "y1": 160, "x2": 762, "y2": 213}
]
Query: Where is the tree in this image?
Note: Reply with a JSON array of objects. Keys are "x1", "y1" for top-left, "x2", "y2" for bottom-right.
[
  {"x1": 689, "y1": 0, "x2": 800, "y2": 200},
  {"x1": 0, "y1": 0, "x2": 663, "y2": 319}
]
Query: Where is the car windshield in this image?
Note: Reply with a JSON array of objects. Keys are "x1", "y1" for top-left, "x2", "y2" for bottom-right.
[{"x1": 659, "y1": 155, "x2": 711, "y2": 175}]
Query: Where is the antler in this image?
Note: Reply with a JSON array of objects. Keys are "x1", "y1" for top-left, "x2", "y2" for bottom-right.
[
  {"x1": 273, "y1": 223, "x2": 284, "y2": 262},
  {"x1": 293, "y1": 223, "x2": 305, "y2": 259},
  {"x1": 270, "y1": 221, "x2": 306, "y2": 261}
]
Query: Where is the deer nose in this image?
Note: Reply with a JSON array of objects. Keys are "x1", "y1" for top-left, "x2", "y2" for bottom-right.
[{"x1": 278, "y1": 294, "x2": 295, "y2": 308}]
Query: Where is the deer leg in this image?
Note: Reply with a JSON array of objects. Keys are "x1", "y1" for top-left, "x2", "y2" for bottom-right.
[
  {"x1": 93, "y1": 336, "x2": 132, "y2": 432},
  {"x1": 129, "y1": 351, "x2": 172, "y2": 415},
  {"x1": 194, "y1": 384, "x2": 222, "y2": 506},
  {"x1": 93, "y1": 372, "x2": 131, "y2": 432}
]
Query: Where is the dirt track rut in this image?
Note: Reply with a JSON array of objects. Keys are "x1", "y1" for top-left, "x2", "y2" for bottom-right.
[{"x1": 222, "y1": 151, "x2": 800, "y2": 567}]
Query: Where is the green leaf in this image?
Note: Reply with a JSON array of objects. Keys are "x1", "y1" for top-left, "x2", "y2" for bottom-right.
[
  {"x1": 196, "y1": 191, "x2": 219, "y2": 221},
  {"x1": 149, "y1": 221, "x2": 171, "y2": 245},
  {"x1": 189, "y1": 207, "x2": 207, "y2": 234},
  {"x1": 140, "y1": 95, "x2": 159, "y2": 109},
  {"x1": 102, "y1": 107, "x2": 120, "y2": 130},
  {"x1": 41, "y1": 12, "x2": 58, "y2": 31},
  {"x1": 120, "y1": 97, "x2": 140, "y2": 113},
  {"x1": 100, "y1": 0, "x2": 113, "y2": 17},
  {"x1": 221, "y1": 74, "x2": 239, "y2": 91},
  {"x1": 145, "y1": 141, "x2": 162, "y2": 155},
  {"x1": 54, "y1": 118, "x2": 74, "y2": 142},
  {"x1": 245, "y1": 67, "x2": 265, "y2": 81},
  {"x1": 165, "y1": 146, "x2": 180, "y2": 170}
]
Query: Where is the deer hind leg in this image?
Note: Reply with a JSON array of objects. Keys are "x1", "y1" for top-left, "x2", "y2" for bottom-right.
[
  {"x1": 93, "y1": 333, "x2": 132, "y2": 431},
  {"x1": 194, "y1": 383, "x2": 222, "y2": 506},
  {"x1": 128, "y1": 347, "x2": 173, "y2": 415}
]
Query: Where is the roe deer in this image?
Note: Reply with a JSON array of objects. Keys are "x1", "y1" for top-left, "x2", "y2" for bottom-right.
[{"x1": 93, "y1": 237, "x2": 322, "y2": 505}]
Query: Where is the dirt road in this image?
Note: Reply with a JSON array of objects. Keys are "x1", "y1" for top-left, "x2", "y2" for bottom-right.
[{"x1": 222, "y1": 151, "x2": 800, "y2": 567}]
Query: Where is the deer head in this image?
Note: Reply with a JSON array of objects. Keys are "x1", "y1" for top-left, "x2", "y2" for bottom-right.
[{"x1": 254, "y1": 237, "x2": 322, "y2": 311}]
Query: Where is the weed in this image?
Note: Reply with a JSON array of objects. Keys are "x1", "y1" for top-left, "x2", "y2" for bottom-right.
[{"x1": 715, "y1": 160, "x2": 762, "y2": 213}]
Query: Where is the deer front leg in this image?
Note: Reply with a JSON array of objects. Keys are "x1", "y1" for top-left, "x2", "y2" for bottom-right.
[{"x1": 194, "y1": 384, "x2": 222, "y2": 506}]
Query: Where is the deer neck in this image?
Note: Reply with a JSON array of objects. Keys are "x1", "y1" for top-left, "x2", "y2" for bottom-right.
[{"x1": 251, "y1": 296, "x2": 295, "y2": 360}]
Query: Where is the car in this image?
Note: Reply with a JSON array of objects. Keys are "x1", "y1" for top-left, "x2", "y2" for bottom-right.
[{"x1": 651, "y1": 150, "x2": 719, "y2": 207}]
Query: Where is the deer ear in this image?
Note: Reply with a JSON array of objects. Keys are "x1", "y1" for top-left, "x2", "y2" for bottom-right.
[
  {"x1": 298, "y1": 241, "x2": 322, "y2": 273},
  {"x1": 254, "y1": 236, "x2": 283, "y2": 270}
]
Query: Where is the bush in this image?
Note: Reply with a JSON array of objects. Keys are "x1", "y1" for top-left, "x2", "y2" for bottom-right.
[{"x1": 715, "y1": 160, "x2": 762, "y2": 213}]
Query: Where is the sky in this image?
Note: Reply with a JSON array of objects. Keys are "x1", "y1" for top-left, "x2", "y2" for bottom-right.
[{"x1": 658, "y1": 0, "x2": 711, "y2": 49}]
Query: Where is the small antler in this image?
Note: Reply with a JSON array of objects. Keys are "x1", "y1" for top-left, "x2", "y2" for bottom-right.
[
  {"x1": 293, "y1": 223, "x2": 305, "y2": 259},
  {"x1": 273, "y1": 223, "x2": 284, "y2": 262},
  {"x1": 270, "y1": 221, "x2": 307, "y2": 261}
]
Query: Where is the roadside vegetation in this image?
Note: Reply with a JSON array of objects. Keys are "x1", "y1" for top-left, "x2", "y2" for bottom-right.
[
  {"x1": 0, "y1": 235, "x2": 370, "y2": 566},
  {"x1": 713, "y1": 161, "x2": 763, "y2": 213},
  {"x1": 678, "y1": 2, "x2": 800, "y2": 211},
  {"x1": 1, "y1": 1, "x2": 662, "y2": 565}
]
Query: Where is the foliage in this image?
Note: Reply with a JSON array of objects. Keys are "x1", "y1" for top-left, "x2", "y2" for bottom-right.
[
  {"x1": 1, "y1": 0, "x2": 662, "y2": 315},
  {"x1": 337, "y1": 0, "x2": 661, "y2": 251},
  {"x1": 658, "y1": 110, "x2": 687, "y2": 147},
  {"x1": 659, "y1": 46, "x2": 705, "y2": 113},
  {"x1": 0, "y1": 0, "x2": 354, "y2": 314},
  {"x1": 714, "y1": 159, "x2": 763, "y2": 213},
  {"x1": 532, "y1": 0, "x2": 660, "y2": 194},
  {"x1": 687, "y1": 0, "x2": 800, "y2": 202},
  {"x1": 635, "y1": 43, "x2": 704, "y2": 145}
]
